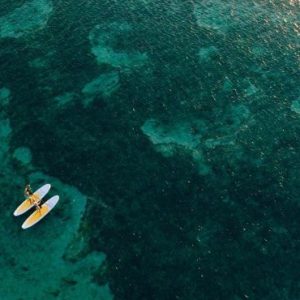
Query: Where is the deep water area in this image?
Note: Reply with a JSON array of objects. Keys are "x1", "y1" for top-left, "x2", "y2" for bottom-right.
[{"x1": 0, "y1": 0, "x2": 299, "y2": 299}]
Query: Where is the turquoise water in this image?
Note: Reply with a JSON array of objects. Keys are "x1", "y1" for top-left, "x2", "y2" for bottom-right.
[{"x1": 0, "y1": 0, "x2": 299, "y2": 299}]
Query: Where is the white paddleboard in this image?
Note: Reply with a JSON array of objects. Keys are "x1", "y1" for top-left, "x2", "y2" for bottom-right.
[
  {"x1": 13, "y1": 184, "x2": 51, "y2": 216},
  {"x1": 22, "y1": 195, "x2": 59, "y2": 229}
]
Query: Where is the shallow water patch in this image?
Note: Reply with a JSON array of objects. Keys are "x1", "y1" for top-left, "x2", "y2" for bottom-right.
[
  {"x1": 0, "y1": 0, "x2": 53, "y2": 39},
  {"x1": 89, "y1": 21, "x2": 148, "y2": 70},
  {"x1": 82, "y1": 71, "x2": 120, "y2": 106}
]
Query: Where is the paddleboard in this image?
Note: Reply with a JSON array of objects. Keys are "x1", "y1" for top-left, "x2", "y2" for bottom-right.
[
  {"x1": 22, "y1": 195, "x2": 59, "y2": 229},
  {"x1": 13, "y1": 184, "x2": 51, "y2": 216}
]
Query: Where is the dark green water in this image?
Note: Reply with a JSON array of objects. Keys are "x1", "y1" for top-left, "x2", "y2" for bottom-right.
[{"x1": 0, "y1": 0, "x2": 299, "y2": 299}]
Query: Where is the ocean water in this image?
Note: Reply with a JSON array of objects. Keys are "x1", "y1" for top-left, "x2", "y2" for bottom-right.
[{"x1": 0, "y1": 0, "x2": 299, "y2": 299}]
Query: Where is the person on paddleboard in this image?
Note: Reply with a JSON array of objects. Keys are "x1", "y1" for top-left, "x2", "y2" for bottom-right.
[
  {"x1": 24, "y1": 184, "x2": 33, "y2": 197},
  {"x1": 33, "y1": 201, "x2": 42, "y2": 210},
  {"x1": 24, "y1": 184, "x2": 42, "y2": 210}
]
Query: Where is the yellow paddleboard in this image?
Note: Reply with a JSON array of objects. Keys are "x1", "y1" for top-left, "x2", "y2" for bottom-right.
[
  {"x1": 22, "y1": 195, "x2": 59, "y2": 229},
  {"x1": 13, "y1": 184, "x2": 51, "y2": 216}
]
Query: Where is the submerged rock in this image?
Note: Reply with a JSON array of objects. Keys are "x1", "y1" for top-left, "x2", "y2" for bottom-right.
[
  {"x1": 205, "y1": 136, "x2": 235, "y2": 149},
  {"x1": 82, "y1": 71, "x2": 120, "y2": 105},
  {"x1": 193, "y1": 0, "x2": 291, "y2": 33},
  {"x1": 194, "y1": 1, "x2": 243, "y2": 32},
  {"x1": 223, "y1": 77, "x2": 234, "y2": 92},
  {"x1": 54, "y1": 92, "x2": 77, "y2": 107},
  {"x1": 141, "y1": 119, "x2": 211, "y2": 175},
  {"x1": 291, "y1": 99, "x2": 300, "y2": 114},
  {"x1": 244, "y1": 80, "x2": 259, "y2": 97},
  {"x1": 141, "y1": 119, "x2": 205, "y2": 150},
  {"x1": 198, "y1": 46, "x2": 219, "y2": 62},
  {"x1": 0, "y1": 87, "x2": 10, "y2": 107},
  {"x1": 0, "y1": 0, "x2": 53, "y2": 39},
  {"x1": 29, "y1": 57, "x2": 48, "y2": 68},
  {"x1": 13, "y1": 147, "x2": 32, "y2": 165},
  {"x1": 142, "y1": 104, "x2": 251, "y2": 175},
  {"x1": 229, "y1": 104, "x2": 251, "y2": 126},
  {"x1": 203, "y1": 104, "x2": 250, "y2": 148},
  {"x1": 89, "y1": 22, "x2": 148, "y2": 70}
]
